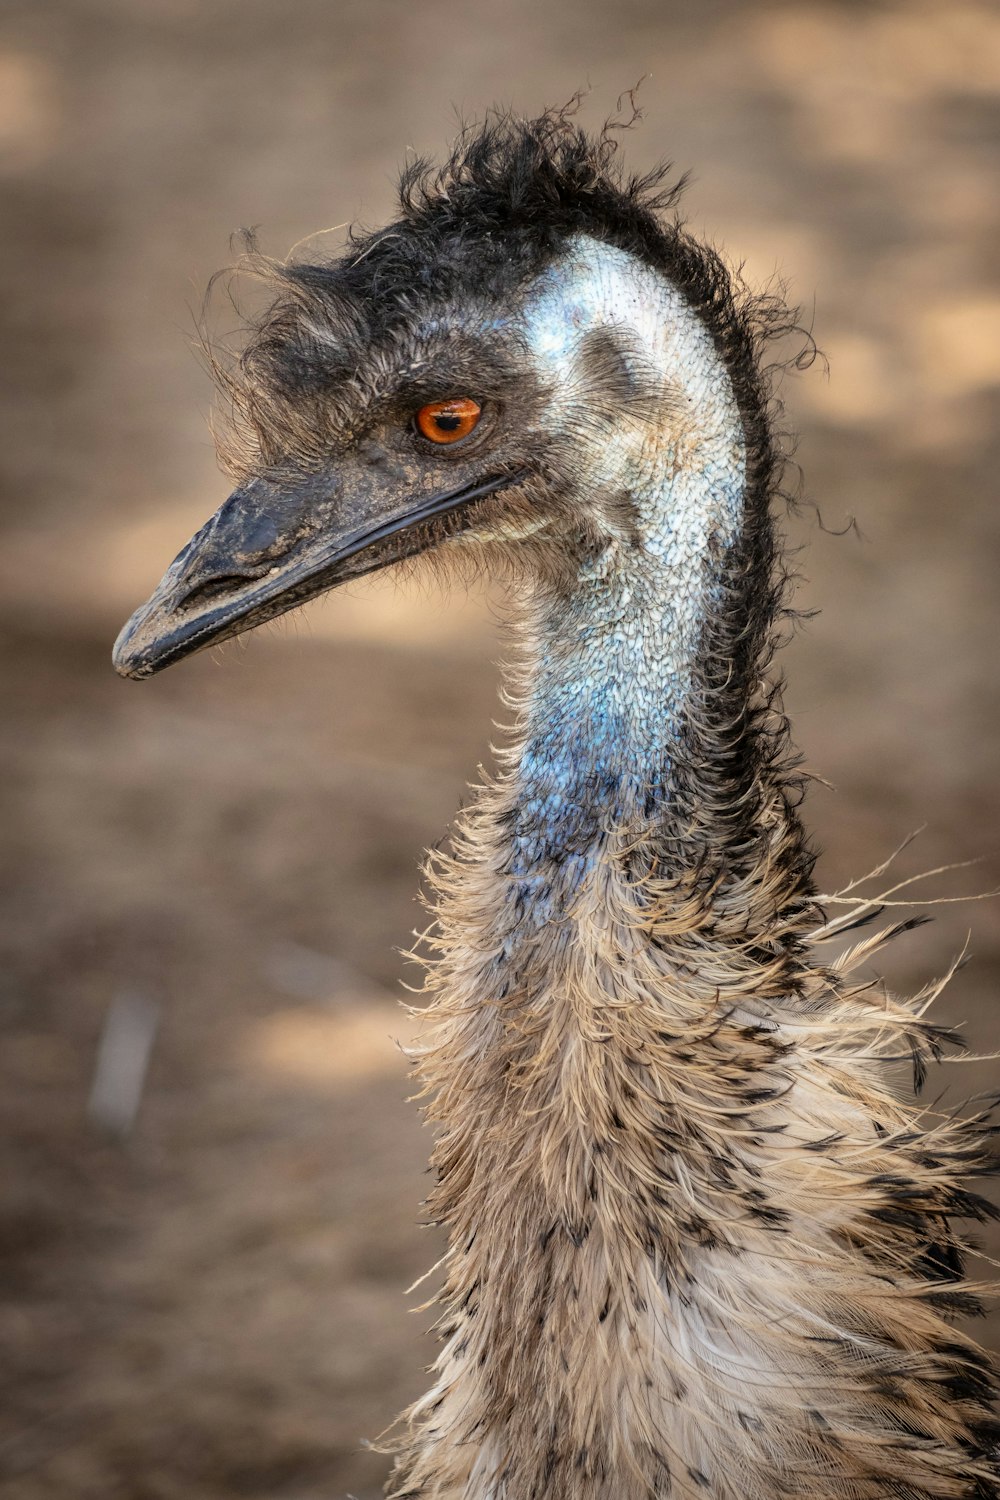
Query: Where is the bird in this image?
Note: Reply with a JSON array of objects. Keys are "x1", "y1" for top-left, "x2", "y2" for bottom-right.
[{"x1": 113, "y1": 105, "x2": 1000, "y2": 1500}]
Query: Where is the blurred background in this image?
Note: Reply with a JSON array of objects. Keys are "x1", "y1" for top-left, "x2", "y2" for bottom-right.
[{"x1": 1, "y1": 1, "x2": 998, "y2": 1496}]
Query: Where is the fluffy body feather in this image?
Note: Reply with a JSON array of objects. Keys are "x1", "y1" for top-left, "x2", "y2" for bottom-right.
[
  {"x1": 141, "y1": 106, "x2": 1000, "y2": 1498},
  {"x1": 400, "y1": 810, "x2": 999, "y2": 1500}
]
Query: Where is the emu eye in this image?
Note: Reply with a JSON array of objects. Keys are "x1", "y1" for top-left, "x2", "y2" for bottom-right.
[{"x1": 416, "y1": 397, "x2": 482, "y2": 445}]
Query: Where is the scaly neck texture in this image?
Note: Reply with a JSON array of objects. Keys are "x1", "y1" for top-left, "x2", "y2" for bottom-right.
[
  {"x1": 387, "y1": 240, "x2": 999, "y2": 1500},
  {"x1": 505, "y1": 236, "x2": 772, "y2": 880}
]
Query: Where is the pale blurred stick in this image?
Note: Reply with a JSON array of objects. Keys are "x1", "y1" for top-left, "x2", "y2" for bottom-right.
[{"x1": 88, "y1": 991, "x2": 160, "y2": 1136}]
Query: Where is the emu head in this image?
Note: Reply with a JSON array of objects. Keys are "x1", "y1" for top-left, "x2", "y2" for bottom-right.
[{"x1": 113, "y1": 112, "x2": 769, "y2": 681}]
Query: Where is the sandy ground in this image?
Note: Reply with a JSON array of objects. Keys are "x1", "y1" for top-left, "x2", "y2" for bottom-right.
[{"x1": 1, "y1": 1, "x2": 999, "y2": 1495}]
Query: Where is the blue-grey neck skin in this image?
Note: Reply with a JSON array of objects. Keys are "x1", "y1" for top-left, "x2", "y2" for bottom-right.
[{"x1": 485, "y1": 237, "x2": 747, "y2": 886}]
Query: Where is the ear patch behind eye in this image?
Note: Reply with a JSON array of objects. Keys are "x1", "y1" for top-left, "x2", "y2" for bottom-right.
[{"x1": 416, "y1": 397, "x2": 482, "y2": 444}]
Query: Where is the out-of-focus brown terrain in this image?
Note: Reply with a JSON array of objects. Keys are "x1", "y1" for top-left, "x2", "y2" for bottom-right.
[{"x1": 1, "y1": 2, "x2": 998, "y2": 1496}]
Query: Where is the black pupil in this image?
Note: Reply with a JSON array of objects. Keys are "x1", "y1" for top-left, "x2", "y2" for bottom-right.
[{"x1": 435, "y1": 412, "x2": 462, "y2": 431}]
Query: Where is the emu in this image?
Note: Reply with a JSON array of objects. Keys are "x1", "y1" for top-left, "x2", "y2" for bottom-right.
[{"x1": 114, "y1": 110, "x2": 999, "y2": 1500}]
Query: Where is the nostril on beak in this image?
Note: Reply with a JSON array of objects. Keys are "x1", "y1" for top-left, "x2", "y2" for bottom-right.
[{"x1": 182, "y1": 564, "x2": 273, "y2": 611}]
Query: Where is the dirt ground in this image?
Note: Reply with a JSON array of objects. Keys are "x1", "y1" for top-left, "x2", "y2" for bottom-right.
[{"x1": 1, "y1": 2, "x2": 999, "y2": 1496}]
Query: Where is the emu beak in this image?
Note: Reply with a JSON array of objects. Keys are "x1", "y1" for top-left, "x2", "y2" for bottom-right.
[{"x1": 112, "y1": 465, "x2": 525, "y2": 680}]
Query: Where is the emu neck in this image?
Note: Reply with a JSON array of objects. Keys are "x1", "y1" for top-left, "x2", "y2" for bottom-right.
[
  {"x1": 510, "y1": 235, "x2": 749, "y2": 883},
  {"x1": 514, "y1": 550, "x2": 732, "y2": 871}
]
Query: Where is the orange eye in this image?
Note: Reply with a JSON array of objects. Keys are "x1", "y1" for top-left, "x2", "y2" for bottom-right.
[{"x1": 416, "y1": 396, "x2": 482, "y2": 444}]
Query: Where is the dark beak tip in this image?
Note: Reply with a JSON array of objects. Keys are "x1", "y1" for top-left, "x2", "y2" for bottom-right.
[
  {"x1": 113, "y1": 655, "x2": 154, "y2": 682},
  {"x1": 112, "y1": 608, "x2": 158, "y2": 680}
]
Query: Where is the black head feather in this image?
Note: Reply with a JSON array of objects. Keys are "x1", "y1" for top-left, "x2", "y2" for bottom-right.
[{"x1": 208, "y1": 103, "x2": 809, "y2": 505}]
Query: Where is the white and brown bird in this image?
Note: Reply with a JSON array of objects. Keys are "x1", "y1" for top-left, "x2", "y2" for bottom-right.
[{"x1": 114, "y1": 107, "x2": 1000, "y2": 1500}]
